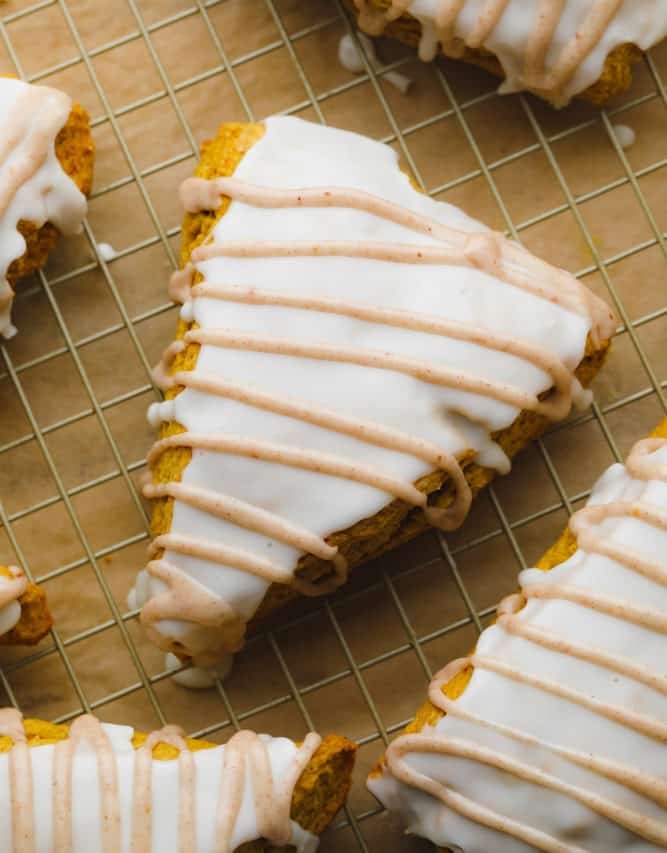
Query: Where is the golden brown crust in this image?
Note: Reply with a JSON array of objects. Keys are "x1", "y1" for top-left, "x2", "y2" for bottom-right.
[
  {"x1": 0, "y1": 718, "x2": 356, "y2": 845},
  {"x1": 6, "y1": 101, "x2": 95, "y2": 286},
  {"x1": 0, "y1": 565, "x2": 52, "y2": 647},
  {"x1": 151, "y1": 121, "x2": 610, "y2": 653},
  {"x1": 370, "y1": 417, "x2": 667, "y2": 777},
  {"x1": 342, "y1": 0, "x2": 642, "y2": 106}
]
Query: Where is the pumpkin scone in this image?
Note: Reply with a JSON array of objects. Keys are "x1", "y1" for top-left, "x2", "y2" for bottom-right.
[
  {"x1": 0, "y1": 77, "x2": 94, "y2": 339},
  {"x1": 344, "y1": 0, "x2": 666, "y2": 107},
  {"x1": 0, "y1": 708, "x2": 356, "y2": 851},
  {"x1": 130, "y1": 116, "x2": 615, "y2": 685},
  {"x1": 368, "y1": 419, "x2": 667, "y2": 852},
  {"x1": 0, "y1": 564, "x2": 51, "y2": 646}
]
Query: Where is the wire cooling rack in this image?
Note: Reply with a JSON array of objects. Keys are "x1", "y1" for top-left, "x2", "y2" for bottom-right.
[{"x1": 0, "y1": 1, "x2": 666, "y2": 849}]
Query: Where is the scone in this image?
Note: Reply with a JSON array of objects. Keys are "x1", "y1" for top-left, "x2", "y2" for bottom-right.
[
  {"x1": 0, "y1": 78, "x2": 94, "y2": 339},
  {"x1": 0, "y1": 708, "x2": 356, "y2": 851},
  {"x1": 0, "y1": 564, "x2": 51, "y2": 646},
  {"x1": 130, "y1": 116, "x2": 615, "y2": 683},
  {"x1": 345, "y1": 0, "x2": 666, "y2": 106},
  {"x1": 368, "y1": 419, "x2": 667, "y2": 851}
]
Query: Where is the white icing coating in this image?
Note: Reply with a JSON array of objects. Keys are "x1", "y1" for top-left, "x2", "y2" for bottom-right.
[
  {"x1": 0, "y1": 567, "x2": 27, "y2": 638},
  {"x1": 132, "y1": 116, "x2": 613, "y2": 674},
  {"x1": 0, "y1": 710, "x2": 321, "y2": 853},
  {"x1": 368, "y1": 435, "x2": 667, "y2": 852},
  {"x1": 354, "y1": 0, "x2": 667, "y2": 105},
  {"x1": 0, "y1": 79, "x2": 88, "y2": 339},
  {"x1": 147, "y1": 399, "x2": 176, "y2": 428},
  {"x1": 0, "y1": 598, "x2": 21, "y2": 639},
  {"x1": 612, "y1": 124, "x2": 636, "y2": 149}
]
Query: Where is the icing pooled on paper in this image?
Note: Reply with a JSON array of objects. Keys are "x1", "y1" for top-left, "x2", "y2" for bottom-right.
[
  {"x1": 353, "y1": 0, "x2": 667, "y2": 105},
  {"x1": 0, "y1": 709, "x2": 320, "y2": 853},
  {"x1": 612, "y1": 124, "x2": 636, "y2": 150},
  {"x1": 338, "y1": 32, "x2": 413, "y2": 93},
  {"x1": 369, "y1": 434, "x2": 667, "y2": 852},
  {"x1": 0, "y1": 78, "x2": 88, "y2": 339},
  {"x1": 131, "y1": 116, "x2": 613, "y2": 674}
]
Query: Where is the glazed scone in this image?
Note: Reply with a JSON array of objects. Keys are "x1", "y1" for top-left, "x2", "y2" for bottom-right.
[
  {"x1": 344, "y1": 0, "x2": 664, "y2": 106},
  {"x1": 368, "y1": 419, "x2": 667, "y2": 851},
  {"x1": 0, "y1": 564, "x2": 51, "y2": 646},
  {"x1": 0, "y1": 78, "x2": 94, "y2": 339},
  {"x1": 130, "y1": 116, "x2": 615, "y2": 684},
  {"x1": 0, "y1": 708, "x2": 356, "y2": 852}
]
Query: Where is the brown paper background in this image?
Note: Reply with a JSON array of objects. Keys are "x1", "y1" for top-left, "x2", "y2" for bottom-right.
[{"x1": 0, "y1": 1, "x2": 666, "y2": 850}]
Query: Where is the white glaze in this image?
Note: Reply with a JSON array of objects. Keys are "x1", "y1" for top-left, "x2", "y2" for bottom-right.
[
  {"x1": 338, "y1": 32, "x2": 413, "y2": 93},
  {"x1": 0, "y1": 567, "x2": 28, "y2": 638},
  {"x1": 0, "y1": 712, "x2": 320, "y2": 853},
  {"x1": 132, "y1": 116, "x2": 612, "y2": 673},
  {"x1": 0, "y1": 78, "x2": 88, "y2": 339},
  {"x1": 356, "y1": 0, "x2": 667, "y2": 105},
  {"x1": 368, "y1": 436, "x2": 667, "y2": 852}
]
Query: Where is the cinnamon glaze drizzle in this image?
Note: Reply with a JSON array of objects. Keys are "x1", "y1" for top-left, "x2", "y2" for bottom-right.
[
  {"x1": 380, "y1": 435, "x2": 667, "y2": 851},
  {"x1": 0, "y1": 709, "x2": 320, "y2": 852},
  {"x1": 141, "y1": 163, "x2": 613, "y2": 665},
  {"x1": 352, "y1": 0, "x2": 625, "y2": 101}
]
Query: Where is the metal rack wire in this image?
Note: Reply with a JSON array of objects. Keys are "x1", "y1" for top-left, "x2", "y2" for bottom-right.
[{"x1": 0, "y1": 1, "x2": 665, "y2": 849}]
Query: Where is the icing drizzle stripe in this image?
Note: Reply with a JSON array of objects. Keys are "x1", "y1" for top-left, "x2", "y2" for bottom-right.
[
  {"x1": 523, "y1": 582, "x2": 667, "y2": 634},
  {"x1": 497, "y1": 595, "x2": 667, "y2": 697},
  {"x1": 144, "y1": 480, "x2": 344, "y2": 568},
  {"x1": 148, "y1": 432, "x2": 428, "y2": 507},
  {"x1": 469, "y1": 652, "x2": 667, "y2": 741}
]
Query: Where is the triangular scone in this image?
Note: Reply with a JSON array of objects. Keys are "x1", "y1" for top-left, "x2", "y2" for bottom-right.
[
  {"x1": 0, "y1": 77, "x2": 94, "y2": 339},
  {"x1": 345, "y1": 1, "x2": 661, "y2": 106},
  {"x1": 131, "y1": 116, "x2": 614, "y2": 681},
  {"x1": 0, "y1": 708, "x2": 356, "y2": 851},
  {"x1": 368, "y1": 419, "x2": 667, "y2": 851},
  {"x1": 0, "y1": 564, "x2": 51, "y2": 647}
]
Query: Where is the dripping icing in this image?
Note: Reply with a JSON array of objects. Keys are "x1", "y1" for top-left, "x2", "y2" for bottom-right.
[
  {"x1": 0, "y1": 567, "x2": 27, "y2": 638},
  {"x1": 0, "y1": 79, "x2": 88, "y2": 339}
]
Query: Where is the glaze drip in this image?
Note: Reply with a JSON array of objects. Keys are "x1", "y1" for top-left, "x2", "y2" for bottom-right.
[
  {"x1": 0, "y1": 710, "x2": 321, "y2": 852},
  {"x1": 0, "y1": 79, "x2": 88, "y2": 339},
  {"x1": 370, "y1": 433, "x2": 667, "y2": 851},
  {"x1": 352, "y1": 0, "x2": 660, "y2": 105},
  {"x1": 0, "y1": 567, "x2": 28, "y2": 639},
  {"x1": 134, "y1": 116, "x2": 611, "y2": 674}
]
